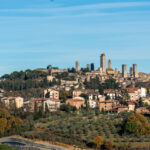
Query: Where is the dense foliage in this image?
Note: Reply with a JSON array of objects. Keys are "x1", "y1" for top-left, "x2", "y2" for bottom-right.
[
  {"x1": 84, "y1": 77, "x2": 104, "y2": 94},
  {"x1": 0, "y1": 78, "x2": 59, "y2": 91},
  {"x1": 1, "y1": 70, "x2": 47, "y2": 80},
  {"x1": 0, "y1": 108, "x2": 23, "y2": 137},
  {"x1": 124, "y1": 113, "x2": 150, "y2": 135},
  {"x1": 55, "y1": 72, "x2": 75, "y2": 81},
  {"x1": 0, "y1": 69, "x2": 60, "y2": 93},
  {"x1": 104, "y1": 78, "x2": 120, "y2": 89},
  {"x1": 84, "y1": 77, "x2": 120, "y2": 95},
  {"x1": 4, "y1": 88, "x2": 44, "y2": 100}
]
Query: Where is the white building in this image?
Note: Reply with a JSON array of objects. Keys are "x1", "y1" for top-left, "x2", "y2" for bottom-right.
[
  {"x1": 43, "y1": 99, "x2": 60, "y2": 112},
  {"x1": 138, "y1": 87, "x2": 147, "y2": 98},
  {"x1": 126, "y1": 87, "x2": 147, "y2": 101},
  {"x1": 104, "y1": 89, "x2": 121, "y2": 100},
  {"x1": 88, "y1": 99, "x2": 97, "y2": 108}
]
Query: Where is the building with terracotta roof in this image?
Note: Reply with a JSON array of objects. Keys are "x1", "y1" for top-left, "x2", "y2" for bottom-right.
[
  {"x1": 1, "y1": 97, "x2": 24, "y2": 108},
  {"x1": 104, "y1": 89, "x2": 121, "y2": 100},
  {"x1": 107, "y1": 105, "x2": 129, "y2": 113},
  {"x1": 98, "y1": 100, "x2": 119, "y2": 111},
  {"x1": 136, "y1": 107, "x2": 150, "y2": 114},
  {"x1": 66, "y1": 97, "x2": 85, "y2": 109},
  {"x1": 125, "y1": 87, "x2": 147, "y2": 101},
  {"x1": 73, "y1": 89, "x2": 99, "y2": 100}
]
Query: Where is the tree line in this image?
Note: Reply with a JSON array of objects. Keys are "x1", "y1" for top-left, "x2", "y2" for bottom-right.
[
  {"x1": 0, "y1": 78, "x2": 60, "y2": 91},
  {"x1": 1, "y1": 69, "x2": 47, "y2": 80}
]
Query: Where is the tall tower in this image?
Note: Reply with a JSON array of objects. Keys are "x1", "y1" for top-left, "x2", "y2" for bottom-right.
[
  {"x1": 76, "y1": 61, "x2": 80, "y2": 72},
  {"x1": 91, "y1": 63, "x2": 95, "y2": 71},
  {"x1": 133, "y1": 64, "x2": 138, "y2": 78},
  {"x1": 122, "y1": 64, "x2": 127, "y2": 78},
  {"x1": 86, "y1": 64, "x2": 90, "y2": 71},
  {"x1": 100, "y1": 53, "x2": 106, "y2": 73},
  {"x1": 130, "y1": 67, "x2": 133, "y2": 77},
  {"x1": 108, "y1": 59, "x2": 112, "y2": 69}
]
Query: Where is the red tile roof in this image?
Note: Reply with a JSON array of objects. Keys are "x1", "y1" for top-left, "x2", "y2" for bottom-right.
[
  {"x1": 125, "y1": 88, "x2": 140, "y2": 93},
  {"x1": 30, "y1": 98, "x2": 60, "y2": 102},
  {"x1": 67, "y1": 98, "x2": 84, "y2": 102}
]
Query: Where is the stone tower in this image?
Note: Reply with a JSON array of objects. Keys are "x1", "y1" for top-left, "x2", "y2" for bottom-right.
[
  {"x1": 76, "y1": 61, "x2": 80, "y2": 72},
  {"x1": 91, "y1": 63, "x2": 95, "y2": 71},
  {"x1": 133, "y1": 64, "x2": 138, "y2": 78},
  {"x1": 100, "y1": 53, "x2": 106, "y2": 73},
  {"x1": 130, "y1": 67, "x2": 133, "y2": 77},
  {"x1": 86, "y1": 64, "x2": 90, "y2": 71},
  {"x1": 108, "y1": 59, "x2": 112, "y2": 69},
  {"x1": 122, "y1": 64, "x2": 127, "y2": 78}
]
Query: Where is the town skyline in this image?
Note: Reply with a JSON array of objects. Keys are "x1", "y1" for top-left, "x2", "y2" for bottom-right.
[{"x1": 0, "y1": 52, "x2": 147, "y2": 77}]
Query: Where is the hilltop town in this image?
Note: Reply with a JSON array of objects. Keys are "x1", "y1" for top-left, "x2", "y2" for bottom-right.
[
  {"x1": 0, "y1": 53, "x2": 150, "y2": 149},
  {"x1": 1, "y1": 53, "x2": 149, "y2": 114}
]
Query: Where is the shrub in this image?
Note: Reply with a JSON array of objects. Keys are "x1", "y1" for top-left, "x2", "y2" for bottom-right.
[
  {"x1": 124, "y1": 113, "x2": 150, "y2": 135},
  {"x1": 94, "y1": 136, "x2": 103, "y2": 148},
  {"x1": 103, "y1": 140, "x2": 113, "y2": 150}
]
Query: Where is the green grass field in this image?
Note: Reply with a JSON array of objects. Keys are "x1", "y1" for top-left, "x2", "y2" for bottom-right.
[{"x1": 0, "y1": 145, "x2": 17, "y2": 150}]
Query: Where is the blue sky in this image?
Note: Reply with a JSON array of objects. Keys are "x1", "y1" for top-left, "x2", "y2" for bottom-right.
[{"x1": 0, "y1": 0, "x2": 150, "y2": 76}]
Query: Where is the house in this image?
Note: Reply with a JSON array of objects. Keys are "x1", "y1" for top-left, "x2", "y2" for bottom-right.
[
  {"x1": 138, "y1": 87, "x2": 147, "y2": 97},
  {"x1": 23, "y1": 101, "x2": 30, "y2": 112},
  {"x1": 66, "y1": 97, "x2": 85, "y2": 109},
  {"x1": 43, "y1": 99, "x2": 60, "y2": 112},
  {"x1": 1, "y1": 97, "x2": 24, "y2": 108},
  {"x1": 129, "y1": 91, "x2": 137, "y2": 101},
  {"x1": 107, "y1": 105, "x2": 129, "y2": 113},
  {"x1": 61, "y1": 80, "x2": 78, "y2": 87},
  {"x1": 65, "y1": 86, "x2": 71, "y2": 91},
  {"x1": 30, "y1": 98, "x2": 46, "y2": 112},
  {"x1": 47, "y1": 75, "x2": 54, "y2": 82},
  {"x1": 0, "y1": 89, "x2": 4, "y2": 97},
  {"x1": 98, "y1": 95, "x2": 106, "y2": 101},
  {"x1": 44, "y1": 88, "x2": 59, "y2": 100},
  {"x1": 104, "y1": 89, "x2": 121, "y2": 100},
  {"x1": 142, "y1": 98, "x2": 150, "y2": 105},
  {"x1": 73, "y1": 89, "x2": 99, "y2": 100},
  {"x1": 125, "y1": 87, "x2": 147, "y2": 101},
  {"x1": 88, "y1": 91, "x2": 99, "y2": 101},
  {"x1": 127, "y1": 102, "x2": 135, "y2": 111},
  {"x1": 98, "y1": 100, "x2": 119, "y2": 111},
  {"x1": 136, "y1": 107, "x2": 150, "y2": 114},
  {"x1": 73, "y1": 89, "x2": 84, "y2": 98},
  {"x1": 88, "y1": 99, "x2": 97, "y2": 109},
  {"x1": 30, "y1": 98, "x2": 61, "y2": 112}
]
